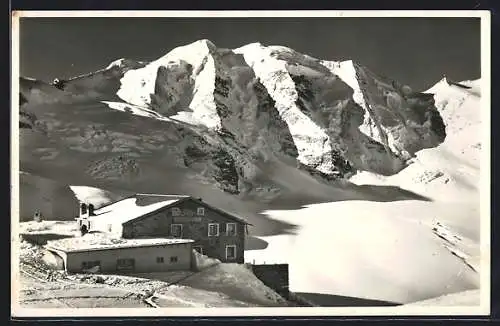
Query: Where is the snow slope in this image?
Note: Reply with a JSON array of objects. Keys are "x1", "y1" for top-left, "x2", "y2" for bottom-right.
[
  {"x1": 246, "y1": 200, "x2": 479, "y2": 304},
  {"x1": 180, "y1": 261, "x2": 288, "y2": 307},
  {"x1": 349, "y1": 78, "x2": 481, "y2": 201},
  {"x1": 245, "y1": 78, "x2": 484, "y2": 305},
  {"x1": 19, "y1": 172, "x2": 79, "y2": 221},
  {"x1": 404, "y1": 289, "x2": 480, "y2": 306}
]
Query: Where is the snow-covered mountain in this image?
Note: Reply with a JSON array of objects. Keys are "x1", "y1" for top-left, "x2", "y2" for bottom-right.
[
  {"x1": 19, "y1": 39, "x2": 446, "y2": 206},
  {"x1": 350, "y1": 78, "x2": 481, "y2": 201}
]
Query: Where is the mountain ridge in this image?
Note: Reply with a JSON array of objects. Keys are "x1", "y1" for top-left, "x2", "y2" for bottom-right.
[{"x1": 19, "y1": 39, "x2": 449, "y2": 207}]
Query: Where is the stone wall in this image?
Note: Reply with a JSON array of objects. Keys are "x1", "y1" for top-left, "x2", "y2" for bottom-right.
[{"x1": 250, "y1": 263, "x2": 289, "y2": 299}]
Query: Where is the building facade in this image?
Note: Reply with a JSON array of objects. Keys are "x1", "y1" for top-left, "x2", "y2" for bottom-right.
[
  {"x1": 45, "y1": 239, "x2": 193, "y2": 273},
  {"x1": 121, "y1": 198, "x2": 249, "y2": 264},
  {"x1": 76, "y1": 195, "x2": 251, "y2": 264}
]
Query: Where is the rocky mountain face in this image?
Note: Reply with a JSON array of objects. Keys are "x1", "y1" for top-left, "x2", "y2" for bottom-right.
[{"x1": 19, "y1": 39, "x2": 447, "y2": 209}]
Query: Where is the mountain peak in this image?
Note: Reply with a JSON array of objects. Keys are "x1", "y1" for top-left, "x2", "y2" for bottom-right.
[
  {"x1": 198, "y1": 38, "x2": 216, "y2": 48},
  {"x1": 186, "y1": 39, "x2": 217, "y2": 52},
  {"x1": 150, "y1": 39, "x2": 217, "y2": 66},
  {"x1": 106, "y1": 58, "x2": 127, "y2": 69},
  {"x1": 20, "y1": 40, "x2": 451, "y2": 184},
  {"x1": 238, "y1": 42, "x2": 265, "y2": 49},
  {"x1": 104, "y1": 58, "x2": 147, "y2": 72}
]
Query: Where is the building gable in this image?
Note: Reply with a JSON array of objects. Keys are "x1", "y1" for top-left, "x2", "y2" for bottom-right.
[
  {"x1": 120, "y1": 197, "x2": 248, "y2": 263},
  {"x1": 122, "y1": 197, "x2": 251, "y2": 227}
]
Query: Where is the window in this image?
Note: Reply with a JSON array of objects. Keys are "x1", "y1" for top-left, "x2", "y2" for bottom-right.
[
  {"x1": 170, "y1": 256, "x2": 178, "y2": 263},
  {"x1": 80, "y1": 203, "x2": 87, "y2": 215},
  {"x1": 171, "y1": 207, "x2": 181, "y2": 216},
  {"x1": 226, "y1": 245, "x2": 237, "y2": 260},
  {"x1": 197, "y1": 207, "x2": 205, "y2": 216},
  {"x1": 156, "y1": 257, "x2": 164, "y2": 263},
  {"x1": 208, "y1": 223, "x2": 219, "y2": 237},
  {"x1": 171, "y1": 224, "x2": 183, "y2": 238},
  {"x1": 82, "y1": 260, "x2": 101, "y2": 270},
  {"x1": 116, "y1": 258, "x2": 135, "y2": 271},
  {"x1": 226, "y1": 223, "x2": 237, "y2": 236},
  {"x1": 193, "y1": 245, "x2": 203, "y2": 255}
]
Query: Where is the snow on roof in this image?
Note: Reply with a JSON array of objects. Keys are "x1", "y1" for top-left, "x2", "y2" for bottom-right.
[
  {"x1": 45, "y1": 233, "x2": 193, "y2": 253},
  {"x1": 89, "y1": 194, "x2": 187, "y2": 225},
  {"x1": 82, "y1": 193, "x2": 251, "y2": 226},
  {"x1": 135, "y1": 193, "x2": 189, "y2": 197}
]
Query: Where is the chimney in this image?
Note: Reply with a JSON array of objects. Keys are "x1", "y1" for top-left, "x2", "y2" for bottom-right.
[
  {"x1": 80, "y1": 203, "x2": 88, "y2": 218},
  {"x1": 88, "y1": 203, "x2": 95, "y2": 216}
]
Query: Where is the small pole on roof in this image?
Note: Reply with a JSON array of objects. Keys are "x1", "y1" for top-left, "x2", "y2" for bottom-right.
[{"x1": 33, "y1": 210, "x2": 42, "y2": 222}]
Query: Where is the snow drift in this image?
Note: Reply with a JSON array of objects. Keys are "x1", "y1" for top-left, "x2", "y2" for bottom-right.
[{"x1": 404, "y1": 289, "x2": 480, "y2": 307}]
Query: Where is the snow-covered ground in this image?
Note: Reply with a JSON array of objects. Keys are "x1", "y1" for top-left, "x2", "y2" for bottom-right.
[
  {"x1": 404, "y1": 289, "x2": 480, "y2": 307},
  {"x1": 245, "y1": 78, "x2": 486, "y2": 305},
  {"x1": 177, "y1": 256, "x2": 288, "y2": 307},
  {"x1": 245, "y1": 200, "x2": 479, "y2": 304},
  {"x1": 17, "y1": 231, "x2": 288, "y2": 309}
]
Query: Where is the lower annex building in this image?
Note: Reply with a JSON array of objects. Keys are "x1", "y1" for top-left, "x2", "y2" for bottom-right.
[{"x1": 45, "y1": 194, "x2": 252, "y2": 273}]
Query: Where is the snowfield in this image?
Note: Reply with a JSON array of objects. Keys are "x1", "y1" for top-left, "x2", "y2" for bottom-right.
[
  {"x1": 245, "y1": 200, "x2": 479, "y2": 304},
  {"x1": 245, "y1": 78, "x2": 485, "y2": 305},
  {"x1": 404, "y1": 289, "x2": 480, "y2": 307}
]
